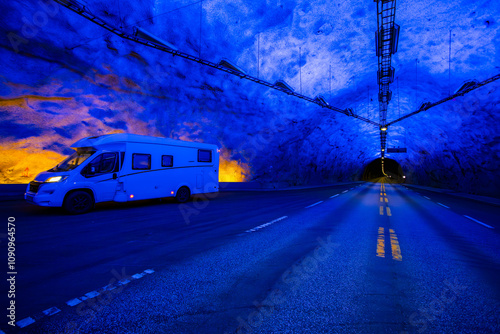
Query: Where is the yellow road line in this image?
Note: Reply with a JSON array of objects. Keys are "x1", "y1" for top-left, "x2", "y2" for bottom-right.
[
  {"x1": 389, "y1": 229, "x2": 402, "y2": 261},
  {"x1": 386, "y1": 207, "x2": 392, "y2": 216},
  {"x1": 385, "y1": 198, "x2": 388, "y2": 203},
  {"x1": 380, "y1": 197, "x2": 383, "y2": 202},
  {"x1": 377, "y1": 227, "x2": 385, "y2": 258},
  {"x1": 379, "y1": 206, "x2": 384, "y2": 215}
]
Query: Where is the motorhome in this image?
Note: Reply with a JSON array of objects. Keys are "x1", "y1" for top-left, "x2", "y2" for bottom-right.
[{"x1": 25, "y1": 134, "x2": 219, "y2": 214}]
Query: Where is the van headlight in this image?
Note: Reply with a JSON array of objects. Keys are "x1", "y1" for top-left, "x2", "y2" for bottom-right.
[{"x1": 45, "y1": 176, "x2": 69, "y2": 183}]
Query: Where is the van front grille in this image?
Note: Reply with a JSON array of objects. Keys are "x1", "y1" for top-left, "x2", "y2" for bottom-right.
[{"x1": 29, "y1": 182, "x2": 41, "y2": 194}]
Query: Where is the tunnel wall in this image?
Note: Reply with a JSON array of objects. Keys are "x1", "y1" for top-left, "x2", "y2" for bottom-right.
[{"x1": 0, "y1": 0, "x2": 499, "y2": 197}]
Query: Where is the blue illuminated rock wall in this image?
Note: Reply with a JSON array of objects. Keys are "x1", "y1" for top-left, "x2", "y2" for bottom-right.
[{"x1": 0, "y1": 0, "x2": 499, "y2": 196}]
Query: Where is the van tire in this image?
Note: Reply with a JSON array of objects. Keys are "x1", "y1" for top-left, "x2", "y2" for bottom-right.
[
  {"x1": 64, "y1": 190, "x2": 94, "y2": 214},
  {"x1": 176, "y1": 187, "x2": 191, "y2": 203}
]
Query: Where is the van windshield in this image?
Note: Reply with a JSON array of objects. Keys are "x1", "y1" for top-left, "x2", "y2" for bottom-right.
[{"x1": 49, "y1": 150, "x2": 96, "y2": 172}]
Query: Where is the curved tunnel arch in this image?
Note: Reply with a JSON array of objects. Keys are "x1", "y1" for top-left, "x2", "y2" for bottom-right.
[{"x1": 362, "y1": 157, "x2": 404, "y2": 183}]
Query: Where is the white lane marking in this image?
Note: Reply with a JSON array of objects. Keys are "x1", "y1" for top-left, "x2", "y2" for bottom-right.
[
  {"x1": 437, "y1": 202, "x2": 450, "y2": 209},
  {"x1": 66, "y1": 298, "x2": 82, "y2": 306},
  {"x1": 330, "y1": 194, "x2": 339, "y2": 198},
  {"x1": 16, "y1": 317, "x2": 35, "y2": 328},
  {"x1": 342, "y1": 190, "x2": 348, "y2": 193},
  {"x1": 423, "y1": 196, "x2": 430, "y2": 200},
  {"x1": 85, "y1": 291, "x2": 100, "y2": 299},
  {"x1": 118, "y1": 279, "x2": 131, "y2": 285},
  {"x1": 42, "y1": 307, "x2": 61, "y2": 316},
  {"x1": 305, "y1": 201, "x2": 324, "y2": 208},
  {"x1": 22, "y1": 269, "x2": 156, "y2": 328},
  {"x1": 132, "y1": 273, "x2": 145, "y2": 279},
  {"x1": 463, "y1": 215, "x2": 494, "y2": 229},
  {"x1": 245, "y1": 216, "x2": 288, "y2": 233}
]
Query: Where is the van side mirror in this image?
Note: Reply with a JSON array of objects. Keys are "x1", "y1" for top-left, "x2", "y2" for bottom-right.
[{"x1": 90, "y1": 166, "x2": 96, "y2": 174}]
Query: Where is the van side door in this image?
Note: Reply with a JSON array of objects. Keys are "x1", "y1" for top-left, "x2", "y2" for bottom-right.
[{"x1": 81, "y1": 152, "x2": 119, "y2": 202}]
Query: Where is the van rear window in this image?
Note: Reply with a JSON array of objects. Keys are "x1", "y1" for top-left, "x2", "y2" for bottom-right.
[
  {"x1": 198, "y1": 149, "x2": 212, "y2": 162},
  {"x1": 162, "y1": 155, "x2": 173, "y2": 167},
  {"x1": 132, "y1": 153, "x2": 151, "y2": 170}
]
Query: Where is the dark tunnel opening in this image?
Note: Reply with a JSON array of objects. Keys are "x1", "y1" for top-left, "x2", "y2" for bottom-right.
[{"x1": 362, "y1": 157, "x2": 404, "y2": 183}]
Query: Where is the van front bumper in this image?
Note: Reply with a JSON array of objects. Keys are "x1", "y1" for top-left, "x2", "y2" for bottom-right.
[{"x1": 25, "y1": 183, "x2": 64, "y2": 207}]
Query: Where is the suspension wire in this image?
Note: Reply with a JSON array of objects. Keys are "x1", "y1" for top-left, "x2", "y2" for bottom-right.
[
  {"x1": 68, "y1": 0, "x2": 205, "y2": 49},
  {"x1": 257, "y1": 33, "x2": 260, "y2": 78},
  {"x1": 299, "y1": 46, "x2": 302, "y2": 94},
  {"x1": 329, "y1": 64, "x2": 332, "y2": 96},
  {"x1": 397, "y1": 76, "x2": 405, "y2": 147},
  {"x1": 199, "y1": 0, "x2": 202, "y2": 58},
  {"x1": 118, "y1": 0, "x2": 122, "y2": 28},
  {"x1": 127, "y1": 0, "x2": 204, "y2": 29},
  {"x1": 415, "y1": 58, "x2": 418, "y2": 105},
  {"x1": 449, "y1": 29, "x2": 452, "y2": 96},
  {"x1": 368, "y1": 85, "x2": 371, "y2": 120}
]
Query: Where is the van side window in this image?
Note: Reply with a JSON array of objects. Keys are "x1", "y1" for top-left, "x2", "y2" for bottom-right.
[
  {"x1": 132, "y1": 153, "x2": 151, "y2": 170},
  {"x1": 162, "y1": 155, "x2": 173, "y2": 167},
  {"x1": 100, "y1": 153, "x2": 117, "y2": 173},
  {"x1": 198, "y1": 149, "x2": 212, "y2": 162},
  {"x1": 82, "y1": 152, "x2": 117, "y2": 177}
]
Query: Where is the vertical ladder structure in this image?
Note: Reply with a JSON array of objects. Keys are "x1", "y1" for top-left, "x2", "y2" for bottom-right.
[{"x1": 374, "y1": 0, "x2": 399, "y2": 158}]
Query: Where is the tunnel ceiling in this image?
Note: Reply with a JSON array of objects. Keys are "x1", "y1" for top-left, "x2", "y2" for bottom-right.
[{"x1": 0, "y1": 0, "x2": 499, "y2": 196}]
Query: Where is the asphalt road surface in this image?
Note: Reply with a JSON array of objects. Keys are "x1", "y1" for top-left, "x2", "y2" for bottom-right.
[{"x1": 1, "y1": 180, "x2": 499, "y2": 333}]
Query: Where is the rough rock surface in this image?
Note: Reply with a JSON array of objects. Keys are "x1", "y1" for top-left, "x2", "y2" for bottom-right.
[{"x1": 0, "y1": 0, "x2": 498, "y2": 196}]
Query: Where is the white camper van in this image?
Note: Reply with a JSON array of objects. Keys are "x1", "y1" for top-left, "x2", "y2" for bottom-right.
[{"x1": 25, "y1": 134, "x2": 219, "y2": 214}]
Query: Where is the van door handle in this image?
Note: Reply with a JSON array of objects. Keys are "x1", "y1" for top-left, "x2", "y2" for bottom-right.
[{"x1": 113, "y1": 173, "x2": 117, "y2": 179}]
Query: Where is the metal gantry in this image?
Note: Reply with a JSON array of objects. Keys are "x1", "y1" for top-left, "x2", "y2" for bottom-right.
[
  {"x1": 374, "y1": 0, "x2": 399, "y2": 158},
  {"x1": 387, "y1": 73, "x2": 500, "y2": 126},
  {"x1": 53, "y1": 0, "x2": 379, "y2": 126},
  {"x1": 53, "y1": 0, "x2": 500, "y2": 156}
]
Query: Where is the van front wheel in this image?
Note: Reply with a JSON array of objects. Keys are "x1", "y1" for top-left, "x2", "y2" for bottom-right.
[
  {"x1": 64, "y1": 190, "x2": 94, "y2": 214},
  {"x1": 175, "y1": 187, "x2": 191, "y2": 203}
]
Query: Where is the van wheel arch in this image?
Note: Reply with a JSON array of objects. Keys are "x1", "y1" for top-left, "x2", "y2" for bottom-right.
[{"x1": 63, "y1": 189, "x2": 95, "y2": 214}]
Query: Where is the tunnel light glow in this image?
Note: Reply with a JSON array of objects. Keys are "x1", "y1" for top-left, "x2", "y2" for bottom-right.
[
  {"x1": 380, "y1": 127, "x2": 387, "y2": 131},
  {"x1": 130, "y1": 194, "x2": 134, "y2": 198},
  {"x1": 171, "y1": 191, "x2": 174, "y2": 195}
]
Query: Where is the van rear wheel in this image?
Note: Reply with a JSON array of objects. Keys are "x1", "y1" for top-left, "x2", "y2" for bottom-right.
[
  {"x1": 64, "y1": 190, "x2": 94, "y2": 214},
  {"x1": 175, "y1": 187, "x2": 191, "y2": 203}
]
